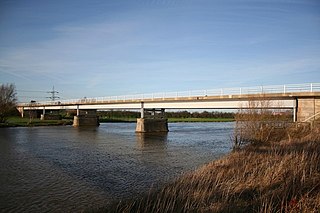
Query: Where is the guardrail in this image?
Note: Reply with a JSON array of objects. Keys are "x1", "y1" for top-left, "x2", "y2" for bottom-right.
[{"x1": 18, "y1": 83, "x2": 320, "y2": 106}]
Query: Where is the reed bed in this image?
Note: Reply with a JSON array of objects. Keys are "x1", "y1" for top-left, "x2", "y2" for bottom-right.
[{"x1": 99, "y1": 127, "x2": 320, "y2": 213}]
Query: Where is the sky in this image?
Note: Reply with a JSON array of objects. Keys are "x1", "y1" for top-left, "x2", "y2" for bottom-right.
[{"x1": 0, "y1": 0, "x2": 320, "y2": 102}]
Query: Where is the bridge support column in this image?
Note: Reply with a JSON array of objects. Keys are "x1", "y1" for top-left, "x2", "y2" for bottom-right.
[
  {"x1": 73, "y1": 109, "x2": 99, "y2": 127},
  {"x1": 40, "y1": 107, "x2": 45, "y2": 120},
  {"x1": 136, "y1": 105, "x2": 168, "y2": 133},
  {"x1": 293, "y1": 99, "x2": 297, "y2": 122},
  {"x1": 17, "y1": 107, "x2": 24, "y2": 118},
  {"x1": 297, "y1": 97, "x2": 320, "y2": 122}
]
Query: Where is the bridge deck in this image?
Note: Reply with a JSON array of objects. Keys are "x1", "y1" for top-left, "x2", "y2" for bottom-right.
[
  {"x1": 17, "y1": 83, "x2": 320, "y2": 110},
  {"x1": 17, "y1": 92, "x2": 320, "y2": 110}
]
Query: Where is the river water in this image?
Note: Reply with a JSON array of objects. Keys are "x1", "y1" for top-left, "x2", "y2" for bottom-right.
[{"x1": 0, "y1": 122, "x2": 234, "y2": 212}]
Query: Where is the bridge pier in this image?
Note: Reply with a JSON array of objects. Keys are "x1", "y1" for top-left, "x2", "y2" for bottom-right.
[
  {"x1": 73, "y1": 108, "x2": 99, "y2": 127},
  {"x1": 17, "y1": 107, "x2": 24, "y2": 118},
  {"x1": 136, "y1": 103, "x2": 168, "y2": 133},
  {"x1": 136, "y1": 118, "x2": 169, "y2": 133}
]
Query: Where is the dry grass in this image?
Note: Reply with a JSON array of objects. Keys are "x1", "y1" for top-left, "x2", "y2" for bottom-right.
[{"x1": 98, "y1": 127, "x2": 320, "y2": 213}]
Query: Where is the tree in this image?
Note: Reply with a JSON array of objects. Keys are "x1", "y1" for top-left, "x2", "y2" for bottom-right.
[{"x1": 0, "y1": 83, "x2": 17, "y2": 123}]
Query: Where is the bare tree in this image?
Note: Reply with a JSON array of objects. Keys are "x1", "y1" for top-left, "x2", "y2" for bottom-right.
[
  {"x1": 234, "y1": 97, "x2": 289, "y2": 147},
  {"x1": 0, "y1": 83, "x2": 17, "y2": 123}
]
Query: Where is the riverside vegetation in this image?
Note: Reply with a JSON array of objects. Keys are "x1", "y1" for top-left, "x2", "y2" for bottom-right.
[{"x1": 97, "y1": 101, "x2": 320, "y2": 213}]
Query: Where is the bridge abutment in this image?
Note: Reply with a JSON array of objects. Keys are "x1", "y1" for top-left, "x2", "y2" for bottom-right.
[
  {"x1": 297, "y1": 97, "x2": 320, "y2": 122},
  {"x1": 73, "y1": 109, "x2": 99, "y2": 127}
]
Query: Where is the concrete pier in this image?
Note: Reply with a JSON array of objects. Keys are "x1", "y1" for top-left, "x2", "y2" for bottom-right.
[
  {"x1": 73, "y1": 109, "x2": 99, "y2": 127},
  {"x1": 135, "y1": 118, "x2": 168, "y2": 133},
  {"x1": 136, "y1": 105, "x2": 168, "y2": 133}
]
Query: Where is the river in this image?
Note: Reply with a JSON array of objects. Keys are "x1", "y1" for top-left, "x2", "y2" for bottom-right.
[{"x1": 0, "y1": 122, "x2": 234, "y2": 212}]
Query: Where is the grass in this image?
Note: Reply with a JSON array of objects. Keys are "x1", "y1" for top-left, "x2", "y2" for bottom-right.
[
  {"x1": 97, "y1": 127, "x2": 320, "y2": 213},
  {"x1": 0, "y1": 116, "x2": 72, "y2": 127}
]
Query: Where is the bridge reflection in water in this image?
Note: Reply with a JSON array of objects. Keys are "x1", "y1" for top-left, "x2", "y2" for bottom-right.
[{"x1": 136, "y1": 133, "x2": 168, "y2": 150}]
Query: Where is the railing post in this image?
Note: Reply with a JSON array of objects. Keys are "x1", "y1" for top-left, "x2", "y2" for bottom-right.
[
  {"x1": 311, "y1": 83, "x2": 313, "y2": 92},
  {"x1": 239, "y1": 88, "x2": 242, "y2": 95},
  {"x1": 283, "y1": 85, "x2": 286, "y2": 94},
  {"x1": 220, "y1": 88, "x2": 223, "y2": 96}
]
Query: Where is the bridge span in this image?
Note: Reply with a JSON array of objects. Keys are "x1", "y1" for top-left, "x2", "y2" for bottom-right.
[{"x1": 17, "y1": 83, "x2": 320, "y2": 132}]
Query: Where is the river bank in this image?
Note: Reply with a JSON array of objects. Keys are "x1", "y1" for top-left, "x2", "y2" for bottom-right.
[{"x1": 99, "y1": 127, "x2": 320, "y2": 212}]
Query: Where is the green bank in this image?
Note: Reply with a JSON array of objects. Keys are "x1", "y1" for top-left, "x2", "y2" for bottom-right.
[{"x1": 0, "y1": 116, "x2": 73, "y2": 127}]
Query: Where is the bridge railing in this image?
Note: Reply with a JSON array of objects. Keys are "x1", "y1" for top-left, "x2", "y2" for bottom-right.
[{"x1": 18, "y1": 83, "x2": 320, "y2": 106}]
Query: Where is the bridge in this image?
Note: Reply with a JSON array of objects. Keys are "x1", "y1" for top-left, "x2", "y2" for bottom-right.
[{"x1": 17, "y1": 83, "x2": 320, "y2": 132}]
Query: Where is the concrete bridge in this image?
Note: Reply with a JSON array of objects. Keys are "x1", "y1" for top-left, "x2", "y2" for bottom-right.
[{"x1": 16, "y1": 83, "x2": 320, "y2": 132}]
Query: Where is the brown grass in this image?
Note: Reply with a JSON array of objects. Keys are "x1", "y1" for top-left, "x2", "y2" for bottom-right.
[{"x1": 98, "y1": 127, "x2": 320, "y2": 213}]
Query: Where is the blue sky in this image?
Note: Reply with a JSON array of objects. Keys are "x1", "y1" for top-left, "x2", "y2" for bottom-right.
[{"x1": 0, "y1": 0, "x2": 320, "y2": 102}]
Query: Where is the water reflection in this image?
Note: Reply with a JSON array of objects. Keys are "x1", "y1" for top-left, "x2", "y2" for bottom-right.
[
  {"x1": 135, "y1": 132, "x2": 168, "y2": 150},
  {"x1": 75, "y1": 126, "x2": 99, "y2": 132}
]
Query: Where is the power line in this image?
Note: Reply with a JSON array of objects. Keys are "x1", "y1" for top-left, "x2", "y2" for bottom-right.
[
  {"x1": 17, "y1": 90, "x2": 48, "y2": 93},
  {"x1": 17, "y1": 96, "x2": 47, "y2": 98}
]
